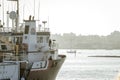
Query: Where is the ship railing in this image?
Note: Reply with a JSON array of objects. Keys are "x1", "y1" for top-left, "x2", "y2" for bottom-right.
[
  {"x1": 0, "y1": 27, "x2": 12, "y2": 32},
  {"x1": 2, "y1": 52, "x2": 27, "y2": 61},
  {"x1": 0, "y1": 23, "x2": 25, "y2": 33},
  {"x1": 0, "y1": 25, "x2": 50, "y2": 33},
  {"x1": 0, "y1": 27, "x2": 24, "y2": 33},
  {"x1": 36, "y1": 27, "x2": 50, "y2": 32}
]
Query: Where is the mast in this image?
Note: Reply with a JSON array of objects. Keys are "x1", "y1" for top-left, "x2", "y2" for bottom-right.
[
  {"x1": 38, "y1": 0, "x2": 40, "y2": 21},
  {"x1": 2, "y1": 0, "x2": 4, "y2": 26},
  {"x1": 16, "y1": 0, "x2": 19, "y2": 32},
  {"x1": 34, "y1": 0, "x2": 35, "y2": 18},
  {"x1": 0, "y1": 0, "x2": 1, "y2": 16},
  {"x1": 0, "y1": 1, "x2": 1, "y2": 27}
]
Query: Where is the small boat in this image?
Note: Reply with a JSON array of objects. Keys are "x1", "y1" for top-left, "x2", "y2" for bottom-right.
[{"x1": 67, "y1": 50, "x2": 76, "y2": 53}]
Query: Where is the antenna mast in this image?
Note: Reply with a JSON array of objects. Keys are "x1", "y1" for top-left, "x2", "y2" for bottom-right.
[
  {"x1": 0, "y1": 0, "x2": 1, "y2": 27},
  {"x1": 2, "y1": 0, "x2": 4, "y2": 26},
  {"x1": 34, "y1": 0, "x2": 35, "y2": 19},
  {"x1": 16, "y1": 0, "x2": 19, "y2": 32},
  {"x1": 0, "y1": 1, "x2": 1, "y2": 17},
  {"x1": 38, "y1": 0, "x2": 40, "y2": 21}
]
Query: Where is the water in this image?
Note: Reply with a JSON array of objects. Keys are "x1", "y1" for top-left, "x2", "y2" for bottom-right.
[{"x1": 56, "y1": 49, "x2": 120, "y2": 80}]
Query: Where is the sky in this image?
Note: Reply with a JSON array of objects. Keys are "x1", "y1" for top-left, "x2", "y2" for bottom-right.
[
  {"x1": 47, "y1": 0, "x2": 120, "y2": 36},
  {"x1": 1, "y1": 0, "x2": 120, "y2": 35}
]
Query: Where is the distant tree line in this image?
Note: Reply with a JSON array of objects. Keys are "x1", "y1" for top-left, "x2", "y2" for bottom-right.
[{"x1": 51, "y1": 31, "x2": 120, "y2": 49}]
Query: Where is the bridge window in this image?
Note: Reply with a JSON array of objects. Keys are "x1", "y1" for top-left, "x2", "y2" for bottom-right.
[
  {"x1": 1, "y1": 45, "x2": 7, "y2": 50},
  {"x1": 30, "y1": 28, "x2": 35, "y2": 35},
  {"x1": 40, "y1": 37, "x2": 43, "y2": 43},
  {"x1": 37, "y1": 37, "x2": 40, "y2": 43},
  {"x1": 25, "y1": 25, "x2": 29, "y2": 34},
  {"x1": 46, "y1": 37, "x2": 49, "y2": 43},
  {"x1": 37, "y1": 37, "x2": 43, "y2": 43}
]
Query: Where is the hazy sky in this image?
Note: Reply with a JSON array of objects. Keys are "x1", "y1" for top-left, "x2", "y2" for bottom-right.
[
  {"x1": 45, "y1": 0, "x2": 120, "y2": 35},
  {"x1": 2, "y1": 0, "x2": 120, "y2": 35},
  {"x1": 47, "y1": 0, "x2": 120, "y2": 35}
]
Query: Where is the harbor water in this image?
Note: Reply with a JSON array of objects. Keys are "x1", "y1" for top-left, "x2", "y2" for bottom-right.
[{"x1": 56, "y1": 49, "x2": 120, "y2": 80}]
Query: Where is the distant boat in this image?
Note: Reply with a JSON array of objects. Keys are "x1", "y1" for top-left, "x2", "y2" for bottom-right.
[
  {"x1": 67, "y1": 50, "x2": 77, "y2": 57},
  {"x1": 67, "y1": 50, "x2": 76, "y2": 53},
  {"x1": 66, "y1": 36, "x2": 77, "y2": 54}
]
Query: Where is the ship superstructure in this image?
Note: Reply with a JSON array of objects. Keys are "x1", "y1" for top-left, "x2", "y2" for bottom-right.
[{"x1": 0, "y1": 0, "x2": 66, "y2": 80}]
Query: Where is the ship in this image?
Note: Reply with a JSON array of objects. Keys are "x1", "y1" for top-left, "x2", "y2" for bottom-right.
[{"x1": 0, "y1": 0, "x2": 66, "y2": 80}]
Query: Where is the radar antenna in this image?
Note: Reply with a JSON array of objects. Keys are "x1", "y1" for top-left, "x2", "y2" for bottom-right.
[
  {"x1": 8, "y1": 0, "x2": 19, "y2": 32},
  {"x1": 42, "y1": 21, "x2": 47, "y2": 31}
]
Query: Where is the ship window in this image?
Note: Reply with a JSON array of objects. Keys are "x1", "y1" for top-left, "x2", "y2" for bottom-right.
[
  {"x1": 20, "y1": 37, "x2": 23, "y2": 43},
  {"x1": 40, "y1": 37, "x2": 43, "y2": 43},
  {"x1": 46, "y1": 37, "x2": 49, "y2": 43},
  {"x1": 15, "y1": 37, "x2": 22, "y2": 44},
  {"x1": 30, "y1": 28, "x2": 35, "y2": 35},
  {"x1": 25, "y1": 25, "x2": 29, "y2": 34},
  {"x1": 37, "y1": 37, "x2": 39, "y2": 43},
  {"x1": 1, "y1": 45, "x2": 7, "y2": 50},
  {"x1": 16, "y1": 37, "x2": 19, "y2": 44}
]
